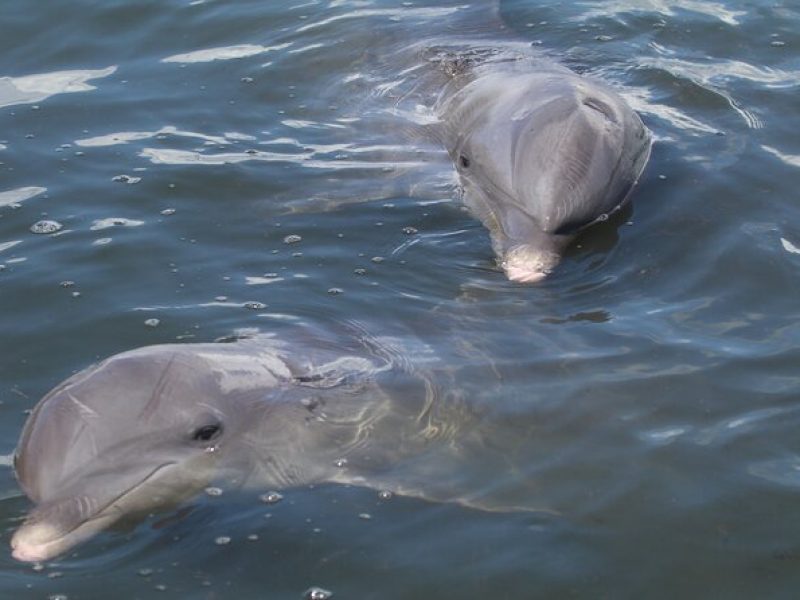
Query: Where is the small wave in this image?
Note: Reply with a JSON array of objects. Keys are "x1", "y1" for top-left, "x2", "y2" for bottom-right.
[
  {"x1": 76, "y1": 126, "x2": 247, "y2": 147},
  {"x1": 162, "y1": 43, "x2": 292, "y2": 64},
  {"x1": 749, "y1": 456, "x2": 800, "y2": 488},
  {"x1": 637, "y1": 55, "x2": 767, "y2": 129},
  {"x1": 90, "y1": 218, "x2": 145, "y2": 231},
  {"x1": 0, "y1": 66, "x2": 116, "y2": 109},
  {"x1": 781, "y1": 238, "x2": 800, "y2": 255},
  {"x1": 622, "y1": 86, "x2": 718, "y2": 135},
  {"x1": 295, "y1": 6, "x2": 463, "y2": 34},
  {"x1": 0, "y1": 186, "x2": 46, "y2": 207},
  {"x1": 573, "y1": 0, "x2": 746, "y2": 27},
  {"x1": 139, "y1": 146, "x2": 427, "y2": 170},
  {"x1": 0, "y1": 240, "x2": 21, "y2": 254},
  {"x1": 763, "y1": 146, "x2": 800, "y2": 169},
  {"x1": 695, "y1": 406, "x2": 798, "y2": 446}
]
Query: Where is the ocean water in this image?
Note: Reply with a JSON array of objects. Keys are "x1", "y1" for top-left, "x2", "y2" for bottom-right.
[{"x1": 1, "y1": 0, "x2": 799, "y2": 598}]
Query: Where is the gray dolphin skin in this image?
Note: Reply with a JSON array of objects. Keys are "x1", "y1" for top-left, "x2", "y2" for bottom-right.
[
  {"x1": 436, "y1": 64, "x2": 651, "y2": 282},
  {"x1": 10, "y1": 336, "x2": 483, "y2": 562}
]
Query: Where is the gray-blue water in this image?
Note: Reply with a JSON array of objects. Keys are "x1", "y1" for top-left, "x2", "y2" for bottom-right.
[{"x1": 1, "y1": 0, "x2": 799, "y2": 597}]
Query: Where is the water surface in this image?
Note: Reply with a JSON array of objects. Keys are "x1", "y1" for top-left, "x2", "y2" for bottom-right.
[{"x1": 1, "y1": 0, "x2": 799, "y2": 598}]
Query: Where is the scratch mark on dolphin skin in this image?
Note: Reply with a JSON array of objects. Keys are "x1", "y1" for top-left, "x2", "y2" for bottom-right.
[
  {"x1": 139, "y1": 354, "x2": 178, "y2": 421},
  {"x1": 67, "y1": 393, "x2": 99, "y2": 418}
]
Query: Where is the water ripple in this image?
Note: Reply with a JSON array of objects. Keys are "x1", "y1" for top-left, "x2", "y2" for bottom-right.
[
  {"x1": 0, "y1": 66, "x2": 116, "y2": 109},
  {"x1": 749, "y1": 456, "x2": 800, "y2": 488},
  {"x1": 76, "y1": 126, "x2": 240, "y2": 147},
  {"x1": 0, "y1": 186, "x2": 46, "y2": 207},
  {"x1": 763, "y1": 146, "x2": 800, "y2": 169},
  {"x1": 295, "y1": 6, "x2": 464, "y2": 33},
  {"x1": 573, "y1": 0, "x2": 746, "y2": 26},
  {"x1": 162, "y1": 43, "x2": 292, "y2": 63},
  {"x1": 0, "y1": 241, "x2": 21, "y2": 254}
]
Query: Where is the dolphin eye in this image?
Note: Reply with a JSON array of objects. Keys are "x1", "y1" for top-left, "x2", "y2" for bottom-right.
[
  {"x1": 192, "y1": 424, "x2": 222, "y2": 442},
  {"x1": 459, "y1": 155, "x2": 470, "y2": 168}
]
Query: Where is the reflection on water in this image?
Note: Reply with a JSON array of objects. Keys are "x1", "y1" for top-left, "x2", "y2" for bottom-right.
[
  {"x1": 162, "y1": 43, "x2": 293, "y2": 64},
  {"x1": 0, "y1": 0, "x2": 798, "y2": 598},
  {"x1": 574, "y1": 0, "x2": 747, "y2": 25},
  {"x1": 0, "y1": 186, "x2": 46, "y2": 207},
  {"x1": 0, "y1": 66, "x2": 116, "y2": 108}
]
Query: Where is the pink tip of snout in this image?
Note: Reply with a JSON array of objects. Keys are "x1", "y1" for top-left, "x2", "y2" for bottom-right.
[{"x1": 504, "y1": 265, "x2": 548, "y2": 283}]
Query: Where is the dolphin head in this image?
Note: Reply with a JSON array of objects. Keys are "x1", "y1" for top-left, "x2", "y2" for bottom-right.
[
  {"x1": 442, "y1": 69, "x2": 651, "y2": 282},
  {"x1": 11, "y1": 344, "x2": 285, "y2": 562}
]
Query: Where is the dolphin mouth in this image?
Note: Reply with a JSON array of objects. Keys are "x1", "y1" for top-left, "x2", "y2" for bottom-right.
[
  {"x1": 11, "y1": 461, "x2": 177, "y2": 562},
  {"x1": 501, "y1": 244, "x2": 561, "y2": 284}
]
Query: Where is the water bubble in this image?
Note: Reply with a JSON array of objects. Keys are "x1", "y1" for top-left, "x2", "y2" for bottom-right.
[
  {"x1": 402, "y1": 226, "x2": 418, "y2": 235},
  {"x1": 138, "y1": 568, "x2": 154, "y2": 577},
  {"x1": 353, "y1": 268, "x2": 366, "y2": 276},
  {"x1": 358, "y1": 513, "x2": 372, "y2": 520},
  {"x1": 71, "y1": 291, "x2": 81, "y2": 298},
  {"x1": 30, "y1": 220, "x2": 63, "y2": 234},
  {"x1": 59, "y1": 280, "x2": 75, "y2": 288},
  {"x1": 244, "y1": 301, "x2": 267, "y2": 310},
  {"x1": 260, "y1": 491, "x2": 284, "y2": 505},
  {"x1": 770, "y1": 40, "x2": 785, "y2": 47},
  {"x1": 595, "y1": 35, "x2": 614, "y2": 42},
  {"x1": 247, "y1": 534, "x2": 259, "y2": 541},
  {"x1": 154, "y1": 584, "x2": 167, "y2": 591},
  {"x1": 90, "y1": 217, "x2": 144, "y2": 231},
  {"x1": 161, "y1": 208, "x2": 176, "y2": 216},
  {"x1": 47, "y1": 571, "x2": 63, "y2": 579},
  {"x1": 48, "y1": 595, "x2": 67, "y2": 600},
  {"x1": 214, "y1": 536, "x2": 231, "y2": 546},
  {"x1": 334, "y1": 458, "x2": 348, "y2": 468},
  {"x1": 112, "y1": 174, "x2": 141, "y2": 184},
  {"x1": 300, "y1": 397, "x2": 319, "y2": 411},
  {"x1": 378, "y1": 490, "x2": 393, "y2": 501},
  {"x1": 370, "y1": 256, "x2": 384, "y2": 264},
  {"x1": 304, "y1": 587, "x2": 333, "y2": 600},
  {"x1": 204, "y1": 486, "x2": 223, "y2": 497},
  {"x1": 144, "y1": 318, "x2": 160, "y2": 328},
  {"x1": 241, "y1": 76, "x2": 254, "y2": 83},
  {"x1": 283, "y1": 234, "x2": 302, "y2": 244},
  {"x1": 215, "y1": 296, "x2": 228, "y2": 302},
  {"x1": 327, "y1": 287, "x2": 343, "y2": 295}
]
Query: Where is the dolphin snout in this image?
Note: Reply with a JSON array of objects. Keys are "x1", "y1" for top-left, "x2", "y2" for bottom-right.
[
  {"x1": 12, "y1": 520, "x2": 66, "y2": 562},
  {"x1": 501, "y1": 245, "x2": 561, "y2": 283},
  {"x1": 10, "y1": 494, "x2": 107, "y2": 562}
]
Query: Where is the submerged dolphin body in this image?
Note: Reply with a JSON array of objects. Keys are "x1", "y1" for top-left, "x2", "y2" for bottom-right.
[
  {"x1": 433, "y1": 61, "x2": 652, "y2": 282},
  {"x1": 10, "y1": 336, "x2": 498, "y2": 562}
]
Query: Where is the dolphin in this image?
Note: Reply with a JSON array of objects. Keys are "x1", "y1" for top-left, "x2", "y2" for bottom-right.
[
  {"x1": 434, "y1": 62, "x2": 652, "y2": 282},
  {"x1": 10, "y1": 335, "x2": 505, "y2": 562}
]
